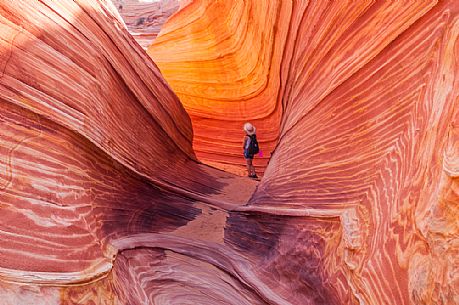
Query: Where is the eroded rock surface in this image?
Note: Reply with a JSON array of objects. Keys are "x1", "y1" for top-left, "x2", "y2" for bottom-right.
[
  {"x1": 111, "y1": 0, "x2": 179, "y2": 49},
  {"x1": 1, "y1": 0, "x2": 458, "y2": 305}
]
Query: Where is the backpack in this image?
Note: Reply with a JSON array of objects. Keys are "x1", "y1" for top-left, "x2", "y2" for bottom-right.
[{"x1": 248, "y1": 134, "x2": 259, "y2": 154}]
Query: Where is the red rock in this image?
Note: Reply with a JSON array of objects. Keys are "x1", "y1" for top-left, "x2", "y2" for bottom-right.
[
  {"x1": 1, "y1": 0, "x2": 458, "y2": 305},
  {"x1": 0, "y1": 0, "x2": 214, "y2": 281},
  {"x1": 247, "y1": 1, "x2": 459, "y2": 304}
]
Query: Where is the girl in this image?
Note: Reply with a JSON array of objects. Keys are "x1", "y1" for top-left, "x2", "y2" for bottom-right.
[{"x1": 243, "y1": 122, "x2": 258, "y2": 179}]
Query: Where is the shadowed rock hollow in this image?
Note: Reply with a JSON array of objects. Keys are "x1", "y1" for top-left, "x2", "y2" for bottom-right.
[{"x1": 0, "y1": 0, "x2": 458, "y2": 304}]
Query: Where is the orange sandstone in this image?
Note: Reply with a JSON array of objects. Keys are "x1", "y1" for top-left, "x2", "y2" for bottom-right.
[{"x1": 1, "y1": 0, "x2": 458, "y2": 305}]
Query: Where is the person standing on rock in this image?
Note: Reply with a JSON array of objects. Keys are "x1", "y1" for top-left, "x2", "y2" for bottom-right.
[{"x1": 243, "y1": 122, "x2": 259, "y2": 179}]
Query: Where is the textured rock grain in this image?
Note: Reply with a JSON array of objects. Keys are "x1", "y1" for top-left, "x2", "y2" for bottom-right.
[{"x1": 1, "y1": 0, "x2": 458, "y2": 305}]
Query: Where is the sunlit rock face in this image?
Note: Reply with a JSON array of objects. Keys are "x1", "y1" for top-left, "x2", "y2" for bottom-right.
[
  {"x1": 146, "y1": 0, "x2": 457, "y2": 180},
  {"x1": 1, "y1": 1, "x2": 458, "y2": 305},
  {"x1": 111, "y1": 0, "x2": 179, "y2": 49},
  {"x1": 148, "y1": 0, "x2": 287, "y2": 175}
]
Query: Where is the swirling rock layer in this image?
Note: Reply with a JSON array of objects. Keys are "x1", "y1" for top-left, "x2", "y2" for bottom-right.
[
  {"x1": 148, "y1": 0, "x2": 289, "y2": 175},
  {"x1": 1, "y1": 0, "x2": 458, "y2": 305}
]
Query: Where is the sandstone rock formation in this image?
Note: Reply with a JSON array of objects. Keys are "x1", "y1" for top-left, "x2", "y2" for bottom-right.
[
  {"x1": 1, "y1": 0, "x2": 458, "y2": 305},
  {"x1": 148, "y1": 0, "x2": 286, "y2": 175},
  {"x1": 111, "y1": 0, "x2": 179, "y2": 49}
]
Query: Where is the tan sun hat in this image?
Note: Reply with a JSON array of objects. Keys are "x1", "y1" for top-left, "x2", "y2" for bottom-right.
[{"x1": 243, "y1": 122, "x2": 256, "y2": 135}]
